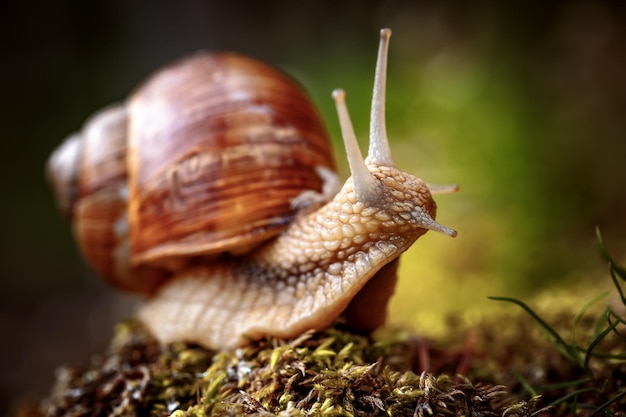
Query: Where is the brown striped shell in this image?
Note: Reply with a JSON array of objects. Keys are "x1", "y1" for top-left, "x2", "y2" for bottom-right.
[{"x1": 47, "y1": 52, "x2": 336, "y2": 294}]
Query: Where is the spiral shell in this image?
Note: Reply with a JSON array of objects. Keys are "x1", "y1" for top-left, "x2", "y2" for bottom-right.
[{"x1": 47, "y1": 52, "x2": 336, "y2": 294}]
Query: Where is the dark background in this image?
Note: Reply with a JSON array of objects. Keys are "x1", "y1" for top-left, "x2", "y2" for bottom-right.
[{"x1": 2, "y1": 0, "x2": 626, "y2": 412}]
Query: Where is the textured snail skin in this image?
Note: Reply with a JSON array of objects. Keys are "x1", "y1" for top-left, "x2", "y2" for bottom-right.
[{"x1": 139, "y1": 165, "x2": 439, "y2": 348}]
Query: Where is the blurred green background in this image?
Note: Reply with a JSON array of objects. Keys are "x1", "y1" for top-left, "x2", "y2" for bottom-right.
[{"x1": 2, "y1": 0, "x2": 625, "y2": 411}]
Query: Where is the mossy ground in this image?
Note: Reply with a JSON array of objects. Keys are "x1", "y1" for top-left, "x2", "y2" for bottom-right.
[
  {"x1": 11, "y1": 232, "x2": 626, "y2": 417},
  {"x1": 11, "y1": 298, "x2": 625, "y2": 417},
  {"x1": 12, "y1": 319, "x2": 533, "y2": 417}
]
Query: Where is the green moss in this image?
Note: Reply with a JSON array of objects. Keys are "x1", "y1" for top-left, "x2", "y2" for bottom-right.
[
  {"x1": 13, "y1": 297, "x2": 625, "y2": 417},
  {"x1": 20, "y1": 320, "x2": 543, "y2": 417},
  {"x1": 13, "y1": 230, "x2": 626, "y2": 416}
]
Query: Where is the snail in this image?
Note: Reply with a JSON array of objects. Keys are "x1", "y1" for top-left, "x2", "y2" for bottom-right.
[{"x1": 47, "y1": 28, "x2": 457, "y2": 350}]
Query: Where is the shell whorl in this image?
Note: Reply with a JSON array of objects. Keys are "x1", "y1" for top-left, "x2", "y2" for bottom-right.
[
  {"x1": 127, "y1": 52, "x2": 336, "y2": 266},
  {"x1": 47, "y1": 52, "x2": 336, "y2": 294}
]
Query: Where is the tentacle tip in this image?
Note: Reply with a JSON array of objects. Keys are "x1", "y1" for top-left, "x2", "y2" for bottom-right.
[
  {"x1": 437, "y1": 226, "x2": 458, "y2": 238},
  {"x1": 380, "y1": 28, "x2": 392, "y2": 39},
  {"x1": 332, "y1": 89, "x2": 345, "y2": 102},
  {"x1": 429, "y1": 219, "x2": 458, "y2": 238}
]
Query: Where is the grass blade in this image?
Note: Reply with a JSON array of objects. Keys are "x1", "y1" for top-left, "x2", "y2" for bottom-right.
[
  {"x1": 488, "y1": 296, "x2": 583, "y2": 367},
  {"x1": 609, "y1": 264, "x2": 626, "y2": 305},
  {"x1": 584, "y1": 313, "x2": 621, "y2": 370},
  {"x1": 571, "y1": 292, "x2": 609, "y2": 344},
  {"x1": 511, "y1": 370, "x2": 536, "y2": 396},
  {"x1": 548, "y1": 387, "x2": 599, "y2": 407},
  {"x1": 588, "y1": 390, "x2": 626, "y2": 417},
  {"x1": 596, "y1": 227, "x2": 626, "y2": 281}
]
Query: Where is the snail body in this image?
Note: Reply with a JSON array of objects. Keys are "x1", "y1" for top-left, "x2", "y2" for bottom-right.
[{"x1": 48, "y1": 29, "x2": 457, "y2": 349}]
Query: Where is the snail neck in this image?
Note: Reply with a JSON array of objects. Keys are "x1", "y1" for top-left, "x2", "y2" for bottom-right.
[{"x1": 253, "y1": 176, "x2": 426, "y2": 290}]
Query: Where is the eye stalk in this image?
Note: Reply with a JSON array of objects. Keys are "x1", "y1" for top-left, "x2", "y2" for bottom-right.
[
  {"x1": 368, "y1": 27, "x2": 394, "y2": 166},
  {"x1": 412, "y1": 205, "x2": 458, "y2": 237},
  {"x1": 332, "y1": 89, "x2": 382, "y2": 205},
  {"x1": 332, "y1": 29, "x2": 457, "y2": 239}
]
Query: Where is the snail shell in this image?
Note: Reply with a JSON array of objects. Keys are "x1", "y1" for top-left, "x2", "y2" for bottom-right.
[
  {"x1": 48, "y1": 29, "x2": 457, "y2": 349},
  {"x1": 48, "y1": 52, "x2": 336, "y2": 294}
]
